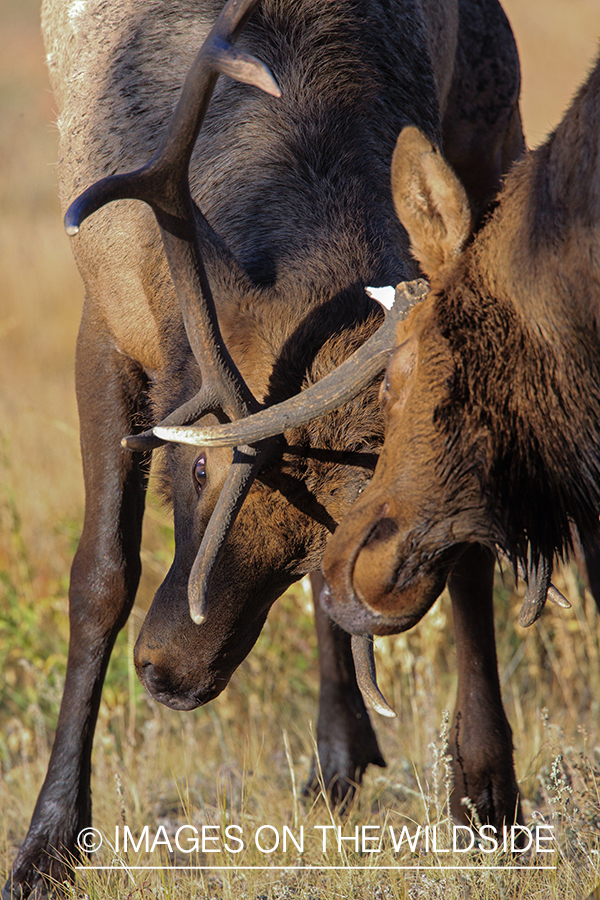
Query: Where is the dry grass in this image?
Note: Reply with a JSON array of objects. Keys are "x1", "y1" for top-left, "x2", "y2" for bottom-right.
[
  {"x1": 1, "y1": 1, "x2": 600, "y2": 898},
  {"x1": 3, "y1": 572, "x2": 600, "y2": 899}
]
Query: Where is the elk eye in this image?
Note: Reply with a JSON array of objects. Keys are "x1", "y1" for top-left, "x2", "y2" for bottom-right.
[{"x1": 192, "y1": 453, "x2": 207, "y2": 495}]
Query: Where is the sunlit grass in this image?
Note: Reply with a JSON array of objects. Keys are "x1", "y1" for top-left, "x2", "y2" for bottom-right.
[{"x1": 3, "y1": 472, "x2": 600, "y2": 898}]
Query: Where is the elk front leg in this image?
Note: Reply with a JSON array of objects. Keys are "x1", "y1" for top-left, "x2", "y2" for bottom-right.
[
  {"x1": 3, "y1": 314, "x2": 150, "y2": 900},
  {"x1": 304, "y1": 572, "x2": 385, "y2": 809},
  {"x1": 448, "y1": 545, "x2": 522, "y2": 829}
]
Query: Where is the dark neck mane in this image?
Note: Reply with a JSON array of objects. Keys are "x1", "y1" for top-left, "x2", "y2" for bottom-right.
[{"x1": 435, "y1": 276, "x2": 600, "y2": 563}]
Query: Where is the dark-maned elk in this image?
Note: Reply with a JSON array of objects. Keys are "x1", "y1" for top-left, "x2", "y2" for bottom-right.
[
  {"x1": 5, "y1": 0, "x2": 524, "y2": 896},
  {"x1": 322, "y1": 38, "x2": 600, "y2": 813}
]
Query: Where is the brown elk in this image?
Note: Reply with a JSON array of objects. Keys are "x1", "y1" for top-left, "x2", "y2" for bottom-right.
[
  {"x1": 5, "y1": 0, "x2": 524, "y2": 896},
  {"x1": 321, "y1": 39, "x2": 600, "y2": 801}
]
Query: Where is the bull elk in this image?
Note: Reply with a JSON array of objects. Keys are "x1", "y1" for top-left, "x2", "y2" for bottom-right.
[
  {"x1": 5, "y1": 0, "x2": 524, "y2": 896},
  {"x1": 322, "y1": 36, "x2": 600, "y2": 815}
]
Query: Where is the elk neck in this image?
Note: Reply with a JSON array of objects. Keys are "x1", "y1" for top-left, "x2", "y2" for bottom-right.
[{"x1": 432, "y1": 54, "x2": 600, "y2": 564}]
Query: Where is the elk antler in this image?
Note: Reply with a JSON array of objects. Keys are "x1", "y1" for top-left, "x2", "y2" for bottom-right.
[
  {"x1": 351, "y1": 635, "x2": 397, "y2": 718},
  {"x1": 64, "y1": 0, "x2": 429, "y2": 628},
  {"x1": 516, "y1": 553, "x2": 570, "y2": 627},
  {"x1": 64, "y1": 0, "x2": 281, "y2": 624},
  {"x1": 151, "y1": 280, "x2": 429, "y2": 448}
]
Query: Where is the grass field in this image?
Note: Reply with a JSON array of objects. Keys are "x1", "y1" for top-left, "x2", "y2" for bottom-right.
[{"x1": 1, "y1": 1, "x2": 600, "y2": 898}]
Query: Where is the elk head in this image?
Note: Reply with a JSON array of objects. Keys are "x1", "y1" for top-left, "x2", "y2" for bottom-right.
[
  {"x1": 321, "y1": 127, "x2": 488, "y2": 636},
  {"x1": 322, "y1": 125, "x2": 572, "y2": 636},
  {"x1": 65, "y1": 0, "x2": 427, "y2": 715}
]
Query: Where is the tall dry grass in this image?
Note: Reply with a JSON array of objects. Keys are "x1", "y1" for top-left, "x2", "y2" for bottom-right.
[{"x1": 1, "y1": 1, "x2": 600, "y2": 898}]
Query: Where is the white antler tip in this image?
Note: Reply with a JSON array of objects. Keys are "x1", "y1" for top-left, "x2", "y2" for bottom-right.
[{"x1": 366, "y1": 285, "x2": 396, "y2": 310}]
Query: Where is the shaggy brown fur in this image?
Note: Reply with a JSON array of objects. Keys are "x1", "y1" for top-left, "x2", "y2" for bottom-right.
[{"x1": 323, "y1": 47, "x2": 600, "y2": 648}]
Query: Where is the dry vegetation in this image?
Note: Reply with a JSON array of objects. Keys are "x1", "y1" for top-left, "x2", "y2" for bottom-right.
[{"x1": 1, "y1": 1, "x2": 600, "y2": 898}]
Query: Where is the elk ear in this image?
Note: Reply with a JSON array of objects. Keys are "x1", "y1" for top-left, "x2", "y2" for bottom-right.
[{"x1": 391, "y1": 126, "x2": 472, "y2": 279}]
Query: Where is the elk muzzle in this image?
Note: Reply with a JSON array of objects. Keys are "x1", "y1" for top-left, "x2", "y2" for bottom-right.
[
  {"x1": 134, "y1": 562, "x2": 269, "y2": 710},
  {"x1": 322, "y1": 494, "x2": 452, "y2": 635}
]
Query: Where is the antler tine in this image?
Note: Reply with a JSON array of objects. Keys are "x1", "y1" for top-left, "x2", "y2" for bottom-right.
[
  {"x1": 152, "y1": 279, "x2": 430, "y2": 448},
  {"x1": 122, "y1": 391, "x2": 223, "y2": 452},
  {"x1": 516, "y1": 549, "x2": 571, "y2": 626},
  {"x1": 188, "y1": 445, "x2": 270, "y2": 623},
  {"x1": 517, "y1": 553, "x2": 552, "y2": 627},
  {"x1": 318, "y1": 581, "x2": 395, "y2": 718},
  {"x1": 351, "y1": 635, "x2": 397, "y2": 718}
]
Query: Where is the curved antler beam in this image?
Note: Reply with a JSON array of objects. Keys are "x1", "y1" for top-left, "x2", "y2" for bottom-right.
[{"x1": 150, "y1": 279, "x2": 429, "y2": 447}]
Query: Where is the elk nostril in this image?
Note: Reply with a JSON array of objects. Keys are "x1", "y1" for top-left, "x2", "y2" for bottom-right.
[
  {"x1": 137, "y1": 658, "x2": 157, "y2": 683},
  {"x1": 136, "y1": 657, "x2": 172, "y2": 696},
  {"x1": 364, "y1": 517, "x2": 399, "y2": 547}
]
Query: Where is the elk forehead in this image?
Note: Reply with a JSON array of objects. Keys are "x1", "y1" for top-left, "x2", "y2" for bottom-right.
[{"x1": 381, "y1": 298, "x2": 452, "y2": 441}]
